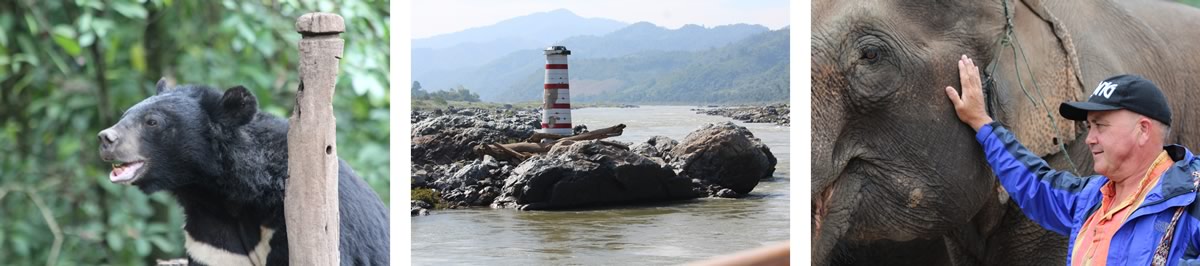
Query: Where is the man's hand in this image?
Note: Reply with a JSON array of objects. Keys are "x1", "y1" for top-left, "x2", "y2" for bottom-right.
[
  {"x1": 944, "y1": 54, "x2": 994, "y2": 131},
  {"x1": 688, "y1": 241, "x2": 789, "y2": 266}
]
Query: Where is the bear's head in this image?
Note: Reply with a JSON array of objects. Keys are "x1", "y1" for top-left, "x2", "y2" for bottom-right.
[{"x1": 97, "y1": 79, "x2": 260, "y2": 194}]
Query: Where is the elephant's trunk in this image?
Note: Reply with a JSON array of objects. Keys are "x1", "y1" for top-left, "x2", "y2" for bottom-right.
[{"x1": 810, "y1": 48, "x2": 860, "y2": 265}]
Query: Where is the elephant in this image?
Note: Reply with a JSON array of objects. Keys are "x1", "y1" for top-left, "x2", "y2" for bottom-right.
[{"x1": 812, "y1": 0, "x2": 1200, "y2": 265}]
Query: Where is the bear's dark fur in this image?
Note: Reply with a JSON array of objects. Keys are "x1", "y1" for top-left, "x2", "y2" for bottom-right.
[{"x1": 97, "y1": 81, "x2": 388, "y2": 265}]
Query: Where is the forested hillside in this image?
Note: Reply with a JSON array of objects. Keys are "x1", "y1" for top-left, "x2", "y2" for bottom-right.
[{"x1": 414, "y1": 21, "x2": 785, "y2": 104}]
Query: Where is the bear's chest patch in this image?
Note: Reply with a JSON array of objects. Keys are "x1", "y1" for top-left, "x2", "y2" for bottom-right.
[{"x1": 185, "y1": 226, "x2": 275, "y2": 266}]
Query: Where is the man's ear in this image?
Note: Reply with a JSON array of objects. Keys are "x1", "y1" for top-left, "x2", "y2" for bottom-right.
[
  {"x1": 216, "y1": 86, "x2": 258, "y2": 127},
  {"x1": 1138, "y1": 117, "x2": 1154, "y2": 145}
]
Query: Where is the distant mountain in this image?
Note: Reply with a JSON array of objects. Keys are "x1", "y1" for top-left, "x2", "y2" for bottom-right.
[
  {"x1": 411, "y1": 9, "x2": 627, "y2": 75},
  {"x1": 496, "y1": 27, "x2": 790, "y2": 104},
  {"x1": 412, "y1": 9, "x2": 627, "y2": 49},
  {"x1": 556, "y1": 22, "x2": 769, "y2": 59},
  {"x1": 414, "y1": 22, "x2": 775, "y2": 103}
]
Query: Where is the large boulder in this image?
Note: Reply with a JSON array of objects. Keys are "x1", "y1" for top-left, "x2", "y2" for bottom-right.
[
  {"x1": 411, "y1": 111, "x2": 538, "y2": 165},
  {"x1": 493, "y1": 140, "x2": 698, "y2": 210},
  {"x1": 669, "y1": 122, "x2": 776, "y2": 196},
  {"x1": 630, "y1": 136, "x2": 679, "y2": 163}
]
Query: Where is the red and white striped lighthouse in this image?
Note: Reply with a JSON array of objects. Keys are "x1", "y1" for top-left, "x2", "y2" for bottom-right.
[{"x1": 541, "y1": 46, "x2": 573, "y2": 135}]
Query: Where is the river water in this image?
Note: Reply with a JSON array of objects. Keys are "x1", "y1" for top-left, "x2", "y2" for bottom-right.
[{"x1": 411, "y1": 106, "x2": 790, "y2": 265}]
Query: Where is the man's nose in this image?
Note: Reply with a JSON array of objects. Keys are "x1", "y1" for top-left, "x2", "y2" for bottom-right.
[{"x1": 98, "y1": 128, "x2": 119, "y2": 148}]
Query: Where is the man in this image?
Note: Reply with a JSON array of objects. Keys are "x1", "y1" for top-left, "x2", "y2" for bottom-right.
[{"x1": 945, "y1": 54, "x2": 1200, "y2": 265}]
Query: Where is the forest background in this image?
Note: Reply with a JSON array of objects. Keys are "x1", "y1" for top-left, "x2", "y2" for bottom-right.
[{"x1": 0, "y1": 0, "x2": 389, "y2": 264}]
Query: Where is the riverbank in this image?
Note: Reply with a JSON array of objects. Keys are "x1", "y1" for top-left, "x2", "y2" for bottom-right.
[
  {"x1": 694, "y1": 104, "x2": 789, "y2": 126},
  {"x1": 411, "y1": 99, "x2": 638, "y2": 112}
]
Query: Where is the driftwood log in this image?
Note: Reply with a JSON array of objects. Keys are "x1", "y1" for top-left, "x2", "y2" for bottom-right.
[{"x1": 475, "y1": 124, "x2": 627, "y2": 163}]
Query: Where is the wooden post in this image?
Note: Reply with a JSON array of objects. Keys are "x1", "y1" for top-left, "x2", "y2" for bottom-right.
[{"x1": 286, "y1": 12, "x2": 344, "y2": 265}]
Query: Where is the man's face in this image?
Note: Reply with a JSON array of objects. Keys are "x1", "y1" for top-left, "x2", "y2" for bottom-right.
[{"x1": 1085, "y1": 110, "x2": 1142, "y2": 177}]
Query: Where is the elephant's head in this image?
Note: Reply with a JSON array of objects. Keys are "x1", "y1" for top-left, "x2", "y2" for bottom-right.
[{"x1": 813, "y1": 0, "x2": 1085, "y2": 264}]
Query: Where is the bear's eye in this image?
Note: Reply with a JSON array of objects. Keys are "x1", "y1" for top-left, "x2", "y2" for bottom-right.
[{"x1": 146, "y1": 119, "x2": 158, "y2": 127}]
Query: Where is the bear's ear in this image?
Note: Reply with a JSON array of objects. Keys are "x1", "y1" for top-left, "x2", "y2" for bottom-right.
[
  {"x1": 155, "y1": 78, "x2": 169, "y2": 94},
  {"x1": 217, "y1": 86, "x2": 259, "y2": 127}
]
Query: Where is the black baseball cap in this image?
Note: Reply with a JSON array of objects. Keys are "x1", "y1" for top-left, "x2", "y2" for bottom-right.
[{"x1": 1059, "y1": 74, "x2": 1171, "y2": 126}]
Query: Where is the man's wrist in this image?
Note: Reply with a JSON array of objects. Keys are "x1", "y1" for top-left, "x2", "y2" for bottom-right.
[{"x1": 971, "y1": 118, "x2": 993, "y2": 132}]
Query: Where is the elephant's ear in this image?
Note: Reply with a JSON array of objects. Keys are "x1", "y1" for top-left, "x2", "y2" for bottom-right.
[{"x1": 989, "y1": 0, "x2": 1085, "y2": 158}]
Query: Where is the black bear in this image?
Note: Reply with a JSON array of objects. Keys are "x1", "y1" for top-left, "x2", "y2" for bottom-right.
[{"x1": 97, "y1": 80, "x2": 388, "y2": 265}]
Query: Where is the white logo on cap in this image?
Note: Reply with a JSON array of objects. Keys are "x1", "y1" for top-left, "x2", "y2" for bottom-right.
[{"x1": 1092, "y1": 81, "x2": 1118, "y2": 99}]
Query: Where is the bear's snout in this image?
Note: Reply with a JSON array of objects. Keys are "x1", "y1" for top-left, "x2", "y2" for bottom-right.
[
  {"x1": 98, "y1": 128, "x2": 119, "y2": 148},
  {"x1": 97, "y1": 127, "x2": 128, "y2": 162},
  {"x1": 97, "y1": 123, "x2": 145, "y2": 164}
]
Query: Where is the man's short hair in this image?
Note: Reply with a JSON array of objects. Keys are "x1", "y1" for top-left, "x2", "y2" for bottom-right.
[{"x1": 1157, "y1": 120, "x2": 1172, "y2": 143}]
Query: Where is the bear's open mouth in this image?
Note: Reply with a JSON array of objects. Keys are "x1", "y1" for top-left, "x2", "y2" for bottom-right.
[{"x1": 110, "y1": 161, "x2": 146, "y2": 184}]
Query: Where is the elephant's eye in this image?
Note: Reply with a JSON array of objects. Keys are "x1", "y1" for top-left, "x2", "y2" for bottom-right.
[
  {"x1": 860, "y1": 47, "x2": 881, "y2": 63},
  {"x1": 146, "y1": 119, "x2": 158, "y2": 127}
]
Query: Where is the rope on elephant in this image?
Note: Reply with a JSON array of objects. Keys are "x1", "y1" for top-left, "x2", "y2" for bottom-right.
[{"x1": 984, "y1": 0, "x2": 1083, "y2": 174}]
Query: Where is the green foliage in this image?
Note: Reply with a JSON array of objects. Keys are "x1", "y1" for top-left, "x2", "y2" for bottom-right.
[
  {"x1": 410, "y1": 188, "x2": 442, "y2": 209},
  {"x1": 432, "y1": 97, "x2": 449, "y2": 105},
  {"x1": 412, "y1": 80, "x2": 428, "y2": 99},
  {"x1": 0, "y1": 0, "x2": 389, "y2": 264},
  {"x1": 435, "y1": 85, "x2": 482, "y2": 102},
  {"x1": 412, "y1": 81, "x2": 481, "y2": 102}
]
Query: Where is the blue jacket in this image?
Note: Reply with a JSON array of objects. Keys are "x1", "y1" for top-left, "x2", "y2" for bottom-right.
[{"x1": 977, "y1": 123, "x2": 1200, "y2": 266}]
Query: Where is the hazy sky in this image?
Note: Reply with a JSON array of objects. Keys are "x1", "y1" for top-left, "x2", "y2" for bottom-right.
[{"x1": 411, "y1": 0, "x2": 790, "y2": 39}]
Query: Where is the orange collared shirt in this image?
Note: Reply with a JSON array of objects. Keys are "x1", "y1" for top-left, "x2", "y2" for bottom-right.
[{"x1": 1071, "y1": 151, "x2": 1173, "y2": 266}]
